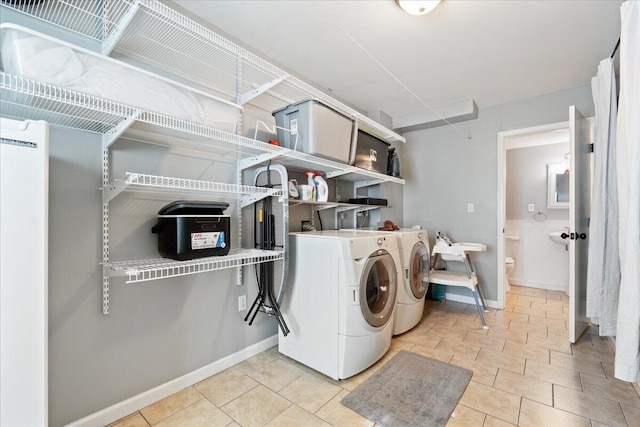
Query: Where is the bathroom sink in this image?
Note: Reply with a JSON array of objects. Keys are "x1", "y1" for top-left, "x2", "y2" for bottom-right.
[{"x1": 549, "y1": 231, "x2": 568, "y2": 244}]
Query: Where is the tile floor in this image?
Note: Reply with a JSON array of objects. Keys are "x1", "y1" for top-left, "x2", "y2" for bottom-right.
[{"x1": 108, "y1": 286, "x2": 640, "y2": 427}]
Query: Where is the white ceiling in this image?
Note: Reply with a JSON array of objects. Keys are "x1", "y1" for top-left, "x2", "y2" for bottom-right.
[{"x1": 174, "y1": 0, "x2": 622, "y2": 124}]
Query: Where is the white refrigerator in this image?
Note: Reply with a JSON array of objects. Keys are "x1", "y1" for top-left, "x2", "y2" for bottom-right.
[{"x1": 1, "y1": 118, "x2": 49, "y2": 426}]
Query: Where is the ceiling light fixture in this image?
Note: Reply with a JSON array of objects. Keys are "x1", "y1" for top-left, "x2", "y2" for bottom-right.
[{"x1": 395, "y1": 0, "x2": 441, "y2": 16}]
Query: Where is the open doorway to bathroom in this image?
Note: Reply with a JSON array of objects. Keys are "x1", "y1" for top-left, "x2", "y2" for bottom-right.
[{"x1": 496, "y1": 122, "x2": 570, "y2": 309}]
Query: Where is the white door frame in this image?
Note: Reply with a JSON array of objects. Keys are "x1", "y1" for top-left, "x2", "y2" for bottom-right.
[{"x1": 496, "y1": 121, "x2": 570, "y2": 308}]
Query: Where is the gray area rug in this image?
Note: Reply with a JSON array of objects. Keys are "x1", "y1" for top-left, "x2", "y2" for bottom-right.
[{"x1": 341, "y1": 350, "x2": 472, "y2": 427}]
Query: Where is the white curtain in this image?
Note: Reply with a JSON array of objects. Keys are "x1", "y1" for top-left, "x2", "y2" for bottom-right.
[
  {"x1": 615, "y1": 0, "x2": 640, "y2": 383},
  {"x1": 586, "y1": 58, "x2": 620, "y2": 336}
]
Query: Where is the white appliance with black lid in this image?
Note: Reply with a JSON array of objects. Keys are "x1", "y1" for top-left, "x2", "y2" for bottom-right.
[{"x1": 151, "y1": 201, "x2": 230, "y2": 261}]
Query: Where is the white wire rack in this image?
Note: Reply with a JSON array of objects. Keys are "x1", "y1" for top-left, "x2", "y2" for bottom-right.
[
  {"x1": 0, "y1": 0, "x2": 126, "y2": 41},
  {"x1": 0, "y1": 73, "x2": 133, "y2": 133},
  {"x1": 105, "y1": 249, "x2": 283, "y2": 284},
  {"x1": 103, "y1": 172, "x2": 283, "y2": 203},
  {"x1": 2, "y1": 0, "x2": 405, "y2": 143}
]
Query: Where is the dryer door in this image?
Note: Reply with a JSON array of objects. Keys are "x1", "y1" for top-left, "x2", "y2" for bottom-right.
[
  {"x1": 359, "y1": 250, "x2": 397, "y2": 327},
  {"x1": 409, "y1": 241, "x2": 430, "y2": 299}
]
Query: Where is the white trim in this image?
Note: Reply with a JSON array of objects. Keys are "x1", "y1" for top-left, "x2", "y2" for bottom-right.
[
  {"x1": 65, "y1": 335, "x2": 278, "y2": 427},
  {"x1": 444, "y1": 291, "x2": 499, "y2": 309},
  {"x1": 497, "y1": 121, "x2": 570, "y2": 312},
  {"x1": 505, "y1": 127, "x2": 569, "y2": 150}
]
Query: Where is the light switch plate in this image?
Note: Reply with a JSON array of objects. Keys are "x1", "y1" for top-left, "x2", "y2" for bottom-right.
[{"x1": 528, "y1": 204, "x2": 535, "y2": 212}]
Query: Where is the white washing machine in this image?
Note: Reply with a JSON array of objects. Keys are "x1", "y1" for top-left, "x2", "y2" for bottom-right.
[
  {"x1": 279, "y1": 230, "x2": 399, "y2": 380},
  {"x1": 343, "y1": 228, "x2": 431, "y2": 335}
]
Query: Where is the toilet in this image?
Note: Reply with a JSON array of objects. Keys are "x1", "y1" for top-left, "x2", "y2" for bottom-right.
[
  {"x1": 505, "y1": 257, "x2": 515, "y2": 292},
  {"x1": 504, "y1": 235, "x2": 520, "y2": 293}
]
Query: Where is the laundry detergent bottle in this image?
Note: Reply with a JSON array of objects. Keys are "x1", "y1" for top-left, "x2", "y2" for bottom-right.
[
  {"x1": 305, "y1": 171, "x2": 316, "y2": 201},
  {"x1": 314, "y1": 173, "x2": 328, "y2": 202}
]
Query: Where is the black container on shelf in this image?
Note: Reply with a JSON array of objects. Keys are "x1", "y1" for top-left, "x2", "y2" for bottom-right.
[
  {"x1": 151, "y1": 201, "x2": 230, "y2": 261},
  {"x1": 352, "y1": 129, "x2": 390, "y2": 174}
]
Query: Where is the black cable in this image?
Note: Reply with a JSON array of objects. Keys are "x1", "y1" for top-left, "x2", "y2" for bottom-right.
[
  {"x1": 316, "y1": 209, "x2": 323, "y2": 231},
  {"x1": 611, "y1": 38, "x2": 620, "y2": 59}
]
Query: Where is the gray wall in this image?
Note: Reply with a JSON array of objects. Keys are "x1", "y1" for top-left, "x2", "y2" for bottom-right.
[
  {"x1": 506, "y1": 144, "x2": 570, "y2": 221},
  {"x1": 402, "y1": 86, "x2": 594, "y2": 301}
]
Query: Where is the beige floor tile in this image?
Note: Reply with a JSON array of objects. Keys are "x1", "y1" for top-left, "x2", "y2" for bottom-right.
[
  {"x1": 279, "y1": 373, "x2": 342, "y2": 413},
  {"x1": 547, "y1": 322, "x2": 569, "y2": 334},
  {"x1": 246, "y1": 357, "x2": 307, "y2": 392},
  {"x1": 528, "y1": 314, "x2": 565, "y2": 327},
  {"x1": 493, "y1": 311, "x2": 530, "y2": 324},
  {"x1": 450, "y1": 355, "x2": 498, "y2": 387},
  {"x1": 476, "y1": 348, "x2": 526, "y2": 375},
  {"x1": 524, "y1": 359, "x2": 582, "y2": 391},
  {"x1": 155, "y1": 399, "x2": 232, "y2": 427},
  {"x1": 519, "y1": 398, "x2": 590, "y2": 427},
  {"x1": 621, "y1": 403, "x2": 640, "y2": 426},
  {"x1": 221, "y1": 385, "x2": 292, "y2": 427},
  {"x1": 517, "y1": 295, "x2": 548, "y2": 305},
  {"x1": 412, "y1": 343, "x2": 454, "y2": 364},
  {"x1": 435, "y1": 338, "x2": 481, "y2": 360},
  {"x1": 445, "y1": 404, "x2": 485, "y2": 426},
  {"x1": 602, "y1": 362, "x2": 615, "y2": 379},
  {"x1": 462, "y1": 331, "x2": 505, "y2": 351},
  {"x1": 428, "y1": 325, "x2": 470, "y2": 342},
  {"x1": 265, "y1": 405, "x2": 331, "y2": 427},
  {"x1": 486, "y1": 327, "x2": 527, "y2": 344},
  {"x1": 546, "y1": 309, "x2": 569, "y2": 320},
  {"x1": 553, "y1": 385, "x2": 627, "y2": 427},
  {"x1": 451, "y1": 318, "x2": 490, "y2": 334},
  {"x1": 315, "y1": 389, "x2": 375, "y2": 427},
  {"x1": 388, "y1": 337, "x2": 417, "y2": 353},
  {"x1": 502, "y1": 340, "x2": 550, "y2": 363},
  {"x1": 458, "y1": 381, "x2": 521, "y2": 425},
  {"x1": 526, "y1": 333, "x2": 572, "y2": 354},
  {"x1": 512, "y1": 305, "x2": 539, "y2": 316},
  {"x1": 531, "y1": 302, "x2": 565, "y2": 313},
  {"x1": 396, "y1": 330, "x2": 444, "y2": 348},
  {"x1": 550, "y1": 351, "x2": 607, "y2": 378},
  {"x1": 510, "y1": 286, "x2": 535, "y2": 296},
  {"x1": 107, "y1": 413, "x2": 150, "y2": 427},
  {"x1": 493, "y1": 369, "x2": 552, "y2": 406},
  {"x1": 234, "y1": 350, "x2": 279, "y2": 375},
  {"x1": 140, "y1": 387, "x2": 203, "y2": 425},
  {"x1": 195, "y1": 367, "x2": 259, "y2": 407},
  {"x1": 482, "y1": 415, "x2": 517, "y2": 426},
  {"x1": 507, "y1": 321, "x2": 548, "y2": 336},
  {"x1": 580, "y1": 373, "x2": 640, "y2": 407},
  {"x1": 571, "y1": 341, "x2": 615, "y2": 363}
]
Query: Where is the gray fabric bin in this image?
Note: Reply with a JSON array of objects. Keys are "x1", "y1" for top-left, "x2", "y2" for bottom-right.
[{"x1": 272, "y1": 99, "x2": 355, "y2": 164}]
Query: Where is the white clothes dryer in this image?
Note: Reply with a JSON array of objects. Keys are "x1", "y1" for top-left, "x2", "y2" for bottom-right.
[
  {"x1": 343, "y1": 228, "x2": 431, "y2": 335},
  {"x1": 279, "y1": 230, "x2": 399, "y2": 380}
]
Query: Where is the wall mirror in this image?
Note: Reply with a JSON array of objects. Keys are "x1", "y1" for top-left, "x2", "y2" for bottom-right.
[{"x1": 547, "y1": 163, "x2": 569, "y2": 209}]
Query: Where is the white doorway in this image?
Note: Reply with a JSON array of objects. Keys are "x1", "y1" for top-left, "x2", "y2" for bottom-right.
[{"x1": 496, "y1": 121, "x2": 570, "y2": 309}]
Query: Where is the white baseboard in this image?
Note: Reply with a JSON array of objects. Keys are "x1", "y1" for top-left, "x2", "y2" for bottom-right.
[
  {"x1": 508, "y1": 278, "x2": 565, "y2": 292},
  {"x1": 65, "y1": 335, "x2": 278, "y2": 427},
  {"x1": 444, "y1": 292, "x2": 498, "y2": 309}
]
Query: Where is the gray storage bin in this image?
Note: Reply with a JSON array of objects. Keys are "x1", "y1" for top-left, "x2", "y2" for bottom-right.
[{"x1": 272, "y1": 99, "x2": 355, "y2": 164}]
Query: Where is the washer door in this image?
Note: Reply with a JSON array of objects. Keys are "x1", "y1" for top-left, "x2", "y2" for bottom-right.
[
  {"x1": 409, "y1": 241, "x2": 430, "y2": 299},
  {"x1": 359, "y1": 250, "x2": 397, "y2": 327}
]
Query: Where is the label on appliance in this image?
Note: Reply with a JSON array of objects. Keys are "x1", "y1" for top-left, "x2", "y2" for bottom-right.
[
  {"x1": 191, "y1": 232, "x2": 226, "y2": 250},
  {"x1": 369, "y1": 148, "x2": 377, "y2": 162}
]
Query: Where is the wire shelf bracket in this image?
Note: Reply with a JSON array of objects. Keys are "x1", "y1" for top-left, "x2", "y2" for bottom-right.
[
  {"x1": 103, "y1": 109, "x2": 142, "y2": 148},
  {"x1": 102, "y1": 0, "x2": 141, "y2": 56},
  {"x1": 238, "y1": 75, "x2": 288, "y2": 106}
]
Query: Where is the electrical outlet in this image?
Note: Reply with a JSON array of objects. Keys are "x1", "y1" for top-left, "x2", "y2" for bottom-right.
[
  {"x1": 528, "y1": 204, "x2": 535, "y2": 212},
  {"x1": 238, "y1": 295, "x2": 247, "y2": 311},
  {"x1": 290, "y1": 119, "x2": 298, "y2": 135},
  {"x1": 467, "y1": 203, "x2": 474, "y2": 213}
]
